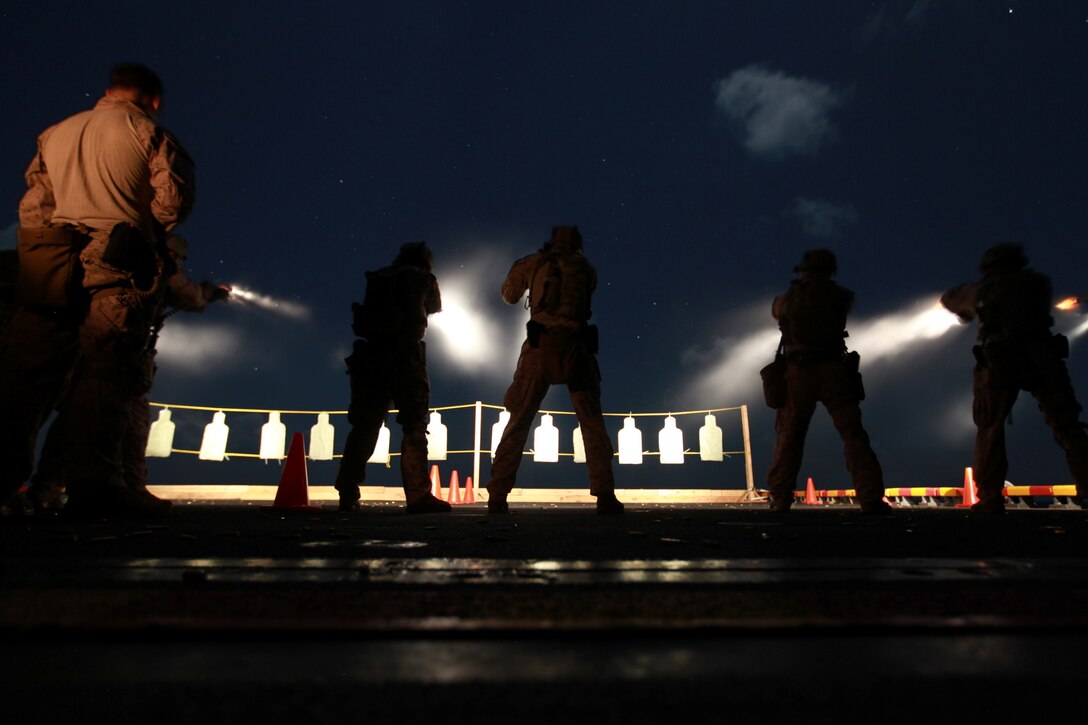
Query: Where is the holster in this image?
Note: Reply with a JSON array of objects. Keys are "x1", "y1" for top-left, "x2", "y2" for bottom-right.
[
  {"x1": 845, "y1": 350, "x2": 865, "y2": 402},
  {"x1": 760, "y1": 355, "x2": 787, "y2": 409},
  {"x1": 102, "y1": 223, "x2": 161, "y2": 291},
  {"x1": 15, "y1": 226, "x2": 90, "y2": 309},
  {"x1": 526, "y1": 320, "x2": 544, "y2": 347}
]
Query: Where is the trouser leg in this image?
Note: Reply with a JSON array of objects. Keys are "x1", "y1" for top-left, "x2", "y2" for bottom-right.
[
  {"x1": 0, "y1": 308, "x2": 79, "y2": 495},
  {"x1": 569, "y1": 387, "x2": 614, "y2": 495},
  {"x1": 335, "y1": 408, "x2": 387, "y2": 502},
  {"x1": 1032, "y1": 361, "x2": 1088, "y2": 498},
  {"x1": 765, "y1": 366, "x2": 817, "y2": 503},
  {"x1": 489, "y1": 349, "x2": 549, "y2": 496},
  {"x1": 399, "y1": 421, "x2": 430, "y2": 501},
  {"x1": 826, "y1": 406, "x2": 885, "y2": 503},
  {"x1": 822, "y1": 377, "x2": 885, "y2": 503},
  {"x1": 122, "y1": 394, "x2": 152, "y2": 492},
  {"x1": 64, "y1": 293, "x2": 149, "y2": 499},
  {"x1": 971, "y1": 368, "x2": 1017, "y2": 507},
  {"x1": 63, "y1": 370, "x2": 138, "y2": 497}
]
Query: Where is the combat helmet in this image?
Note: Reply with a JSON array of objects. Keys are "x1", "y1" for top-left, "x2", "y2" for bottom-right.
[
  {"x1": 794, "y1": 249, "x2": 837, "y2": 276},
  {"x1": 543, "y1": 226, "x2": 583, "y2": 254},
  {"x1": 393, "y1": 241, "x2": 434, "y2": 272},
  {"x1": 979, "y1": 243, "x2": 1028, "y2": 275}
]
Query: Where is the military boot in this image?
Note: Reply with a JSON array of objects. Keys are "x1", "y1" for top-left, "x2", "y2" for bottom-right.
[
  {"x1": 406, "y1": 493, "x2": 452, "y2": 514},
  {"x1": 64, "y1": 485, "x2": 172, "y2": 520},
  {"x1": 486, "y1": 482, "x2": 510, "y2": 514},
  {"x1": 595, "y1": 492, "x2": 624, "y2": 515}
]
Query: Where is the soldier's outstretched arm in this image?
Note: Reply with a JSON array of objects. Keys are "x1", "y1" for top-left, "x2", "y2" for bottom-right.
[
  {"x1": 501, "y1": 254, "x2": 537, "y2": 305},
  {"x1": 941, "y1": 282, "x2": 980, "y2": 322}
]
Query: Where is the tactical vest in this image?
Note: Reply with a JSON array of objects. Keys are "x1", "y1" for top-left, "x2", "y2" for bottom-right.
[
  {"x1": 976, "y1": 270, "x2": 1053, "y2": 344},
  {"x1": 779, "y1": 278, "x2": 850, "y2": 353},
  {"x1": 354, "y1": 265, "x2": 431, "y2": 341},
  {"x1": 528, "y1": 252, "x2": 594, "y2": 327}
]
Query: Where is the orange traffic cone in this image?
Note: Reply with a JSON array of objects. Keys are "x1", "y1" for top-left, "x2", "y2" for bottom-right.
[
  {"x1": 462, "y1": 476, "x2": 475, "y2": 504},
  {"x1": 447, "y1": 470, "x2": 462, "y2": 504},
  {"x1": 269, "y1": 432, "x2": 319, "y2": 510},
  {"x1": 803, "y1": 476, "x2": 821, "y2": 505},
  {"x1": 957, "y1": 466, "x2": 979, "y2": 508},
  {"x1": 430, "y1": 464, "x2": 443, "y2": 499}
]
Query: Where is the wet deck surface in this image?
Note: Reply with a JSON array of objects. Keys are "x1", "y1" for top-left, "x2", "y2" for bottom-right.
[{"x1": 4, "y1": 502, "x2": 1088, "y2": 721}]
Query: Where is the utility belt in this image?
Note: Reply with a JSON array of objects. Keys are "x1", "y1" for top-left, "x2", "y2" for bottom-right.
[
  {"x1": 526, "y1": 320, "x2": 599, "y2": 354},
  {"x1": 347, "y1": 336, "x2": 426, "y2": 373},
  {"x1": 974, "y1": 334, "x2": 1069, "y2": 388},
  {"x1": 16, "y1": 222, "x2": 166, "y2": 311},
  {"x1": 974, "y1": 333, "x2": 1068, "y2": 366},
  {"x1": 762, "y1": 347, "x2": 864, "y2": 408},
  {"x1": 784, "y1": 349, "x2": 845, "y2": 364}
]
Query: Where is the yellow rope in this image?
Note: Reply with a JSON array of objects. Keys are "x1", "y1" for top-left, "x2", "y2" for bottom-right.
[
  {"x1": 170, "y1": 448, "x2": 744, "y2": 459},
  {"x1": 151, "y1": 401, "x2": 743, "y2": 417}
]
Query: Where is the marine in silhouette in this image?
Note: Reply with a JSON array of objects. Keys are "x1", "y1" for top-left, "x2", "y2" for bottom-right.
[
  {"x1": 486, "y1": 226, "x2": 623, "y2": 514},
  {"x1": 336, "y1": 242, "x2": 450, "y2": 514},
  {"x1": 763, "y1": 249, "x2": 891, "y2": 514},
  {"x1": 942, "y1": 243, "x2": 1088, "y2": 513}
]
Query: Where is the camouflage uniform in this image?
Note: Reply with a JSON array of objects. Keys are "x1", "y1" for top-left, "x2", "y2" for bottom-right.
[
  {"x1": 32, "y1": 244, "x2": 222, "y2": 497},
  {"x1": 335, "y1": 249, "x2": 443, "y2": 510},
  {"x1": 487, "y1": 227, "x2": 619, "y2": 512},
  {"x1": 764, "y1": 250, "x2": 887, "y2": 512},
  {"x1": 942, "y1": 245, "x2": 1088, "y2": 511},
  {"x1": 121, "y1": 250, "x2": 223, "y2": 492},
  {"x1": 0, "y1": 90, "x2": 194, "y2": 509}
]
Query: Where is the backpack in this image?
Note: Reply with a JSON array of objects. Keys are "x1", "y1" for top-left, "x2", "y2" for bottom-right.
[
  {"x1": 353, "y1": 265, "x2": 434, "y2": 340},
  {"x1": 779, "y1": 278, "x2": 849, "y2": 351},
  {"x1": 976, "y1": 270, "x2": 1052, "y2": 343},
  {"x1": 529, "y1": 252, "x2": 594, "y2": 325}
]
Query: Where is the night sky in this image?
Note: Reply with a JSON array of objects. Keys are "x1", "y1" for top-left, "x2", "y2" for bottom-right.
[{"x1": 3, "y1": 1, "x2": 1087, "y2": 491}]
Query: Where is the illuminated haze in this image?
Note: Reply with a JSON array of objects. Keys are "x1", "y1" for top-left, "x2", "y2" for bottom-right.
[
  {"x1": 429, "y1": 247, "x2": 527, "y2": 382},
  {"x1": 680, "y1": 296, "x2": 965, "y2": 408}
]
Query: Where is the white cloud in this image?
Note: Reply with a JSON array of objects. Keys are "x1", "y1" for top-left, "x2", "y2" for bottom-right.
[
  {"x1": 714, "y1": 65, "x2": 843, "y2": 158},
  {"x1": 860, "y1": 1, "x2": 934, "y2": 45},
  {"x1": 791, "y1": 198, "x2": 858, "y2": 238},
  {"x1": 156, "y1": 321, "x2": 246, "y2": 371}
]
